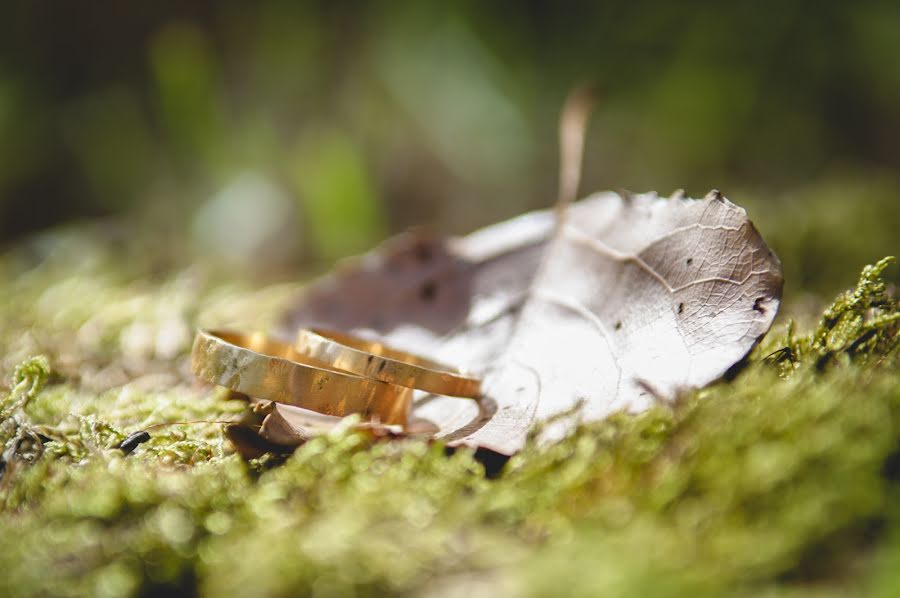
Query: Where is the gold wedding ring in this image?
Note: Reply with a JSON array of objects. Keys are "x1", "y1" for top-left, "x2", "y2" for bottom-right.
[
  {"x1": 191, "y1": 330, "x2": 412, "y2": 424},
  {"x1": 294, "y1": 328, "x2": 482, "y2": 399}
]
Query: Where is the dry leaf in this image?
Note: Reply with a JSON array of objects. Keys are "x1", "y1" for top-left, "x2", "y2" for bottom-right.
[
  {"x1": 241, "y1": 400, "x2": 437, "y2": 448},
  {"x1": 280, "y1": 190, "x2": 783, "y2": 455},
  {"x1": 224, "y1": 424, "x2": 291, "y2": 460},
  {"x1": 254, "y1": 400, "x2": 341, "y2": 446}
]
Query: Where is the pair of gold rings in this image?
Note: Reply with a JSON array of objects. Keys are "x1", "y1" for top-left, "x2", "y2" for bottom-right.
[{"x1": 191, "y1": 328, "x2": 481, "y2": 426}]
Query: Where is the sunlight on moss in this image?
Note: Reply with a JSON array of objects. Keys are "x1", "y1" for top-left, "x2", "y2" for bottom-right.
[{"x1": 0, "y1": 243, "x2": 897, "y2": 596}]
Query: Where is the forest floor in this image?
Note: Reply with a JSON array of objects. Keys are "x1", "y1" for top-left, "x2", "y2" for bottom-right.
[{"x1": 0, "y1": 185, "x2": 898, "y2": 597}]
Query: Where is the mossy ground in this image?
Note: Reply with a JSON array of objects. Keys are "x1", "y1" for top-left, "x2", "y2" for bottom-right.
[{"x1": 0, "y1": 213, "x2": 897, "y2": 597}]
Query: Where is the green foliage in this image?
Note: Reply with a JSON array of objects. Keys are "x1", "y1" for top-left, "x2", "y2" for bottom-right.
[
  {"x1": 4, "y1": 3, "x2": 900, "y2": 278},
  {"x1": 740, "y1": 178, "x2": 900, "y2": 297},
  {"x1": 287, "y1": 130, "x2": 388, "y2": 262},
  {"x1": 0, "y1": 250, "x2": 897, "y2": 597}
]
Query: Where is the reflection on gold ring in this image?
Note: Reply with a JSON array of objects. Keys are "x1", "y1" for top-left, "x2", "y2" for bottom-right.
[
  {"x1": 191, "y1": 329, "x2": 412, "y2": 425},
  {"x1": 294, "y1": 328, "x2": 482, "y2": 399}
]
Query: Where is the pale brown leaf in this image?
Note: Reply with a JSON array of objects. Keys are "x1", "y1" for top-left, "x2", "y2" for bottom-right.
[{"x1": 280, "y1": 190, "x2": 783, "y2": 454}]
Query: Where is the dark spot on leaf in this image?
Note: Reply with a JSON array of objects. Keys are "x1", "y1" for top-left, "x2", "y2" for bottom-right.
[
  {"x1": 414, "y1": 242, "x2": 433, "y2": 263},
  {"x1": 378, "y1": 361, "x2": 387, "y2": 372},
  {"x1": 753, "y1": 297, "x2": 766, "y2": 314},
  {"x1": 678, "y1": 303, "x2": 685, "y2": 314},
  {"x1": 116, "y1": 431, "x2": 151, "y2": 455},
  {"x1": 420, "y1": 280, "x2": 437, "y2": 302},
  {"x1": 686, "y1": 258, "x2": 693, "y2": 265},
  {"x1": 614, "y1": 321, "x2": 622, "y2": 330}
]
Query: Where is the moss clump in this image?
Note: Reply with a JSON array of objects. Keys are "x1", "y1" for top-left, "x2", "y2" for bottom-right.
[
  {"x1": 808, "y1": 257, "x2": 899, "y2": 363},
  {"x1": 0, "y1": 234, "x2": 897, "y2": 596}
]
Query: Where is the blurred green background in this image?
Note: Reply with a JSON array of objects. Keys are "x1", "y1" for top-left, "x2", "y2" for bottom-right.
[{"x1": 1, "y1": 0, "x2": 897, "y2": 291}]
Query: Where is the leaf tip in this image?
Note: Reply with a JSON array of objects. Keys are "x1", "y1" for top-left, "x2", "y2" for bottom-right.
[
  {"x1": 616, "y1": 188, "x2": 635, "y2": 201},
  {"x1": 704, "y1": 189, "x2": 723, "y2": 202}
]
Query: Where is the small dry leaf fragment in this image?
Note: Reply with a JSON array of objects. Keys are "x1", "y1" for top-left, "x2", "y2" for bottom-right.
[
  {"x1": 256, "y1": 401, "x2": 346, "y2": 446},
  {"x1": 224, "y1": 424, "x2": 290, "y2": 460},
  {"x1": 224, "y1": 400, "x2": 397, "y2": 457},
  {"x1": 281, "y1": 191, "x2": 783, "y2": 455},
  {"x1": 245, "y1": 401, "x2": 434, "y2": 449}
]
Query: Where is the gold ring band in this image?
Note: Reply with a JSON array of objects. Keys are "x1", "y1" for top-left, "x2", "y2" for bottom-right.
[
  {"x1": 294, "y1": 328, "x2": 482, "y2": 399},
  {"x1": 191, "y1": 329, "x2": 412, "y2": 425}
]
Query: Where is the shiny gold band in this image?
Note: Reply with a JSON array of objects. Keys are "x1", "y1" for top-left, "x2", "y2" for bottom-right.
[
  {"x1": 191, "y1": 329, "x2": 412, "y2": 425},
  {"x1": 294, "y1": 328, "x2": 482, "y2": 399}
]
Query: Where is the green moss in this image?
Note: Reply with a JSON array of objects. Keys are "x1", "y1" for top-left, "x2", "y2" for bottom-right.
[
  {"x1": 1, "y1": 355, "x2": 49, "y2": 420},
  {"x1": 0, "y1": 237, "x2": 897, "y2": 596}
]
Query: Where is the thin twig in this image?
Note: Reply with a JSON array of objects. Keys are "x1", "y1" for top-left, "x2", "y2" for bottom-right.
[{"x1": 555, "y1": 83, "x2": 598, "y2": 228}]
